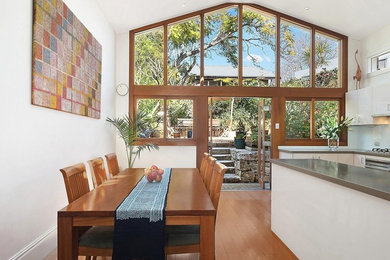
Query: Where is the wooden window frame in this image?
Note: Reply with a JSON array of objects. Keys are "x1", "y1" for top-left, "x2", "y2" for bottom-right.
[
  {"x1": 129, "y1": 3, "x2": 348, "y2": 163},
  {"x1": 134, "y1": 96, "x2": 197, "y2": 146},
  {"x1": 282, "y1": 97, "x2": 346, "y2": 146}
]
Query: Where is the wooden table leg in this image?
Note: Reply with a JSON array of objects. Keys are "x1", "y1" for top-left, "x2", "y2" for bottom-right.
[
  {"x1": 200, "y1": 215, "x2": 215, "y2": 260},
  {"x1": 58, "y1": 215, "x2": 77, "y2": 260}
]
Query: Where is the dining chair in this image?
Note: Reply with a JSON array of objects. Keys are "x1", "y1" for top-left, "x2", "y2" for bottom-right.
[
  {"x1": 59, "y1": 164, "x2": 113, "y2": 259},
  {"x1": 165, "y1": 162, "x2": 227, "y2": 257},
  {"x1": 88, "y1": 157, "x2": 108, "y2": 188},
  {"x1": 204, "y1": 156, "x2": 217, "y2": 194},
  {"x1": 105, "y1": 153, "x2": 120, "y2": 177},
  {"x1": 199, "y1": 152, "x2": 210, "y2": 182}
]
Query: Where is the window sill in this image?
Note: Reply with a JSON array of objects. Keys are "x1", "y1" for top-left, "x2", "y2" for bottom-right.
[
  {"x1": 135, "y1": 139, "x2": 196, "y2": 146},
  {"x1": 367, "y1": 67, "x2": 390, "y2": 78}
]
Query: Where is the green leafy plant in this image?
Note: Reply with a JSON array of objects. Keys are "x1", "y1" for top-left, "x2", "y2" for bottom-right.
[
  {"x1": 318, "y1": 116, "x2": 352, "y2": 139},
  {"x1": 106, "y1": 112, "x2": 159, "y2": 168},
  {"x1": 235, "y1": 133, "x2": 246, "y2": 140}
]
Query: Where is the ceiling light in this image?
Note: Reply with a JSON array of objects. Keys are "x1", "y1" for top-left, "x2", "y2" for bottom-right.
[{"x1": 304, "y1": 7, "x2": 310, "y2": 10}]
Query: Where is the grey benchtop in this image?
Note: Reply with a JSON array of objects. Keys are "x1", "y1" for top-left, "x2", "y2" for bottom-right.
[
  {"x1": 278, "y1": 146, "x2": 390, "y2": 158},
  {"x1": 271, "y1": 159, "x2": 390, "y2": 201}
]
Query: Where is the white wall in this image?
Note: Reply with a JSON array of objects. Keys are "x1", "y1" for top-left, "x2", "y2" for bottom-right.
[
  {"x1": 347, "y1": 25, "x2": 390, "y2": 149},
  {"x1": 0, "y1": 1, "x2": 116, "y2": 259},
  {"x1": 114, "y1": 32, "x2": 197, "y2": 169}
]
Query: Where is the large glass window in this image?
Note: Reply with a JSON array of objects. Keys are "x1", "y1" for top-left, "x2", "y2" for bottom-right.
[
  {"x1": 131, "y1": 4, "x2": 347, "y2": 147},
  {"x1": 136, "y1": 98, "x2": 194, "y2": 140},
  {"x1": 136, "y1": 99, "x2": 164, "y2": 138},
  {"x1": 315, "y1": 33, "x2": 340, "y2": 88},
  {"x1": 204, "y1": 6, "x2": 238, "y2": 86},
  {"x1": 285, "y1": 100, "x2": 311, "y2": 138},
  {"x1": 285, "y1": 99, "x2": 340, "y2": 139},
  {"x1": 242, "y1": 7, "x2": 276, "y2": 87},
  {"x1": 168, "y1": 17, "x2": 201, "y2": 86},
  {"x1": 314, "y1": 100, "x2": 339, "y2": 138},
  {"x1": 370, "y1": 50, "x2": 390, "y2": 72},
  {"x1": 280, "y1": 20, "x2": 311, "y2": 88},
  {"x1": 167, "y1": 99, "x2": 194, "y2": 138},
  {"x1": 134, "y1": 27, "x2": 164, "y2": 85}
]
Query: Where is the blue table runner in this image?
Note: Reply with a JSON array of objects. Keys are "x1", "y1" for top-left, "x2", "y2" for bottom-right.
[{"x1": 113, "y1": 168, "x2": 172, "y2": 260}]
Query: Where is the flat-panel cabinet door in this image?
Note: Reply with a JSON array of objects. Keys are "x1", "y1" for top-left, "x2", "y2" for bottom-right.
[
  {"x1": 279, "y1": 151, "x2": 293, "y2": 159},
  {"x1": 317, "y1": 153, "x2": 338, "y2": 163},
  {"x1": 346, "y1": 90, "x2": 359, "y2": 125},
  {"x1": 372, "y1": 85, "x2": 390, "y2": 116},
  {"x1": 354, "y1": 154, "x2": 365, "y2": 168},
  {"x1": 357, "y1": 87, "x2": 374, "y2": 125},
  {"x1": 292, "y1": 153, "x2": 317, "y2": 159},
  {"x1": 337, "y1": 154, "x2": 354, "y2": 165}
]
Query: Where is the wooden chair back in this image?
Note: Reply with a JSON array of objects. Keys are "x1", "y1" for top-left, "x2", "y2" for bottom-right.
[
  {"x1": 88, "y1": 157, "x2": 108, "y2": 188},
  {"x1": 209, "y1": 162, "x2": 227, "y2": 210},
  {"x1": 199, "y1": 152, "x2": 210, "y2": 182},
  {"x1": 59, "y1": 163, "x2": 90, "y2": 203},
  {"x1": 204, "y1": 156, "x2": 217, "y2": 193},
  {"x1": 105, "y1": 153, "x2": 120, "y2": 177}
]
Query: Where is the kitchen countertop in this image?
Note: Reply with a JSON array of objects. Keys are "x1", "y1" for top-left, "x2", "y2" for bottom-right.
[
  {"x1": 271, "y1": 159, "x2": 390, "y2": 201},
  {"x1": 278, "y1": 146, "x2": 390, "y2": 158}
]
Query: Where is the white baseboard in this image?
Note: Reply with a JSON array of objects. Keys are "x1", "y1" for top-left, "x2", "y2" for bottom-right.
[{"x1": 9, "y1": 226, "x2": 57, "y2": 260}]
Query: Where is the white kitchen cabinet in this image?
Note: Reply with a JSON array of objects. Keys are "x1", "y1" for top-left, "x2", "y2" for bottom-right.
[
  {"x1": 372, "y1": 85, "x2": 390, "y2": 116},
  {"x1": 290, "y1": 153, "x2": 317, "y2": 159},
  {"x1": 338, "y1": 153, "x2": 355, "y2": 165},
  {"x1": 279, "y1": 151, "x2": 293, "y2": 159},
  {"x1": 278, "y1": 151, "x2": 355, "y2": 166},
  {"x1": 346, "y1": 90, "x2": 359, "y2": 125},
  {"x1": 346, "y1": 88, "x2": 374, "y2": 125},
  {"x1": 316, "y1": 153, "x2": 339, "y2": 162},
  {"x1": 284, "y1": 152, "x2": 339, "y2": 163},
  {"x1": 354, "y1": 154, "x2": 366, "y2": 167}
]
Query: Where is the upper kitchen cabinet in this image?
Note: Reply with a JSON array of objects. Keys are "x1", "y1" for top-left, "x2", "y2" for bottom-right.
[
  {"x1": 372, "y1": 85, "x2": 390, "y2": 116},
  {"x1": 346, "y1": 87, "x2": 374, "y2": 125}
]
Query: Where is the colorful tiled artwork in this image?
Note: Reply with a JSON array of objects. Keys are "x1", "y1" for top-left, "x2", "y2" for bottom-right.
[{"x1": 32, "y1": 0, "x2": 102, "y2": 118}]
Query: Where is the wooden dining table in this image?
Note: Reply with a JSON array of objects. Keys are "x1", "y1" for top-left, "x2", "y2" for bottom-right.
[{"x1": 57, "y1": 168, "x2": 216, "y2": 260}]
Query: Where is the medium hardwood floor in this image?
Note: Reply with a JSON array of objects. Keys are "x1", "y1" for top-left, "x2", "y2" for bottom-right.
[{"x1": 45, "y1": 191, "x2": 296, "y2": 260}]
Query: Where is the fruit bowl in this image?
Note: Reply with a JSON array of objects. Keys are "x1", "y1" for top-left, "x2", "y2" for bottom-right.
[{"x1": 144, "y1": 165, "x2": 164, "y2": 182}]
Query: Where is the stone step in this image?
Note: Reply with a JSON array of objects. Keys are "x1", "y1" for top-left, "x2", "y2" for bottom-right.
[
  {"x1": 211, "y1": 147, "x2": 231, "y2": 154},
  {"x1": 213, "y1": 154, "x2": 231, "y2": 160},
  {"x1": 225, "y1": 166, "x2": 235, "y2": 174},
  {"x1": 217, "y1": 160, "x2": 234, "y2": 167},
  {"x1": 209, "y1": 142, "x2": 233, "y2": 147},
  {"x1": 223, "y1": 173, "x2": 241, "y2": 183}
]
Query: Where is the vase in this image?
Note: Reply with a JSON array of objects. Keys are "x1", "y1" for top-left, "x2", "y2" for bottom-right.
[{"x1": 328, "y1": 138, "x2": 339, "y2": 150}]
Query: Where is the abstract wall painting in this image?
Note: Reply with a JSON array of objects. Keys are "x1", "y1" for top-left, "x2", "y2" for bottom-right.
[{"x1": 32, "y1": 0, "x2": 102, "y2": 118}]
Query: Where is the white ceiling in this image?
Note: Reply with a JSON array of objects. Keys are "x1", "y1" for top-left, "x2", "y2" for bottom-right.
[{"x1": 96, "y1": 0, "x2": 390, "y2": 40}]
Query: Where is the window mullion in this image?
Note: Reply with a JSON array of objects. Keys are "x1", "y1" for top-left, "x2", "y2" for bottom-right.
[
  {"x1": 163, "y1": 97, "x2": 167, "y2": 140},
  {"x1": 163, "y1": 24, "x2": 168, "y2": 86},
  {"x1": 200, "y1": 14, "x2": 204, "y2": 86},
  {"x1": 276, "y1": 15, "x2": 280, "y2": 88},
  {"x1": 311, "y1": 28, "x2": 315, "y2": 88},
  {"x1": 238, "y1": 4, "x2": 243, "y2": 87},
  {"x1": 310, "y1": 98, "x2": 315, "y2": 140}
]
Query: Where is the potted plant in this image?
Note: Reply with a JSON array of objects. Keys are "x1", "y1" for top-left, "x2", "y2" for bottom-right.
[
  {"x1": 234, "y1": 119, "x2": 247, "y2": 149},
  {"x1": 169, "y1": 116, "x2": 181, "y2": 138},
  {"x1": 318, "y1": 116, "x2": 352, "y2": 150},
  {"x1": 234, "y1": 132, "x2": 246, "y2": 149},
  {"x1": 106, "y1": 112, "x2": 159, "y2": 168}
]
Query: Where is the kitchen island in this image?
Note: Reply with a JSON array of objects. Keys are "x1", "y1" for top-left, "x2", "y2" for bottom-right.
[{"x1": 271, "y1": 159, "x2": 390, "y2": 260}]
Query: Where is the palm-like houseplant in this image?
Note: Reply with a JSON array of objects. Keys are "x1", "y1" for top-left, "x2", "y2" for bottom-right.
[{"x1": 106, "y1": 111, "x2": 159, "y2": 168}]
